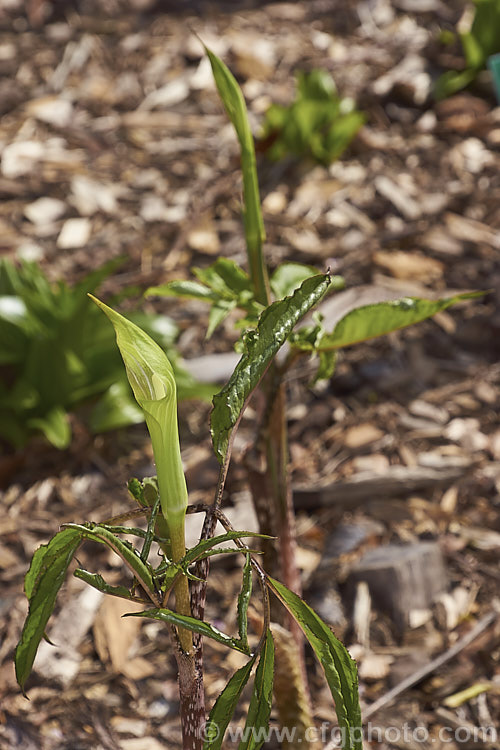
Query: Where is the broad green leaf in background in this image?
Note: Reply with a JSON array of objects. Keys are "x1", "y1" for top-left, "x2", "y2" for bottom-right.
[
  {"x1": 211, "y1": 273, "x2": 331, "y2": 464},
  {"x1": 203, "y1": 656, "x2": 256, "y2": 750},
  {"x1": 0, "y1": 258, "x2": 205, "y2": 450},
  {"x1": 27, "y1": 405, "x2": 71, "y2": 449},
  {"x1": 238, "y1": 629, "x2": 275, "y2": 750},
  {"x1": 434, "y1": 0, "x2": 500, "y2": 98},
  {"x1": 205, "y1": 47, "x2": 269, "y2": 306},
  {"x1": 126, "y1": 608, "x2": 251, "y2": 654},
  {"x1": 89, "y1": 381, "x2": 144, "y2": 433},
  {"x1": 259, "y1": 69, "x2": 365, "y2": 165},
  {"x1": 290, "y1": 290, "x2": 484, "y2": 354},
  {"x1": 15, "y1": 528, "x2": 82, "y2": 693},
  {"x1": 268, "y1": 577, "x2": 362, "y2": 750}
]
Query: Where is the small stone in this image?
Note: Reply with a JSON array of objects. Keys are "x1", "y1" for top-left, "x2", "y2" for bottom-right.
[
  {"x1": 24, "y1": 197, "x2": 66, "y2": 225},
  {"x1": 57, "y1": 218, "x2": 91, "y2": 249}
]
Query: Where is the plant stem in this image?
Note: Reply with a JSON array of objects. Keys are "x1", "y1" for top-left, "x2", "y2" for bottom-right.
[
  {"x1": 169, "y1": 518, "x2": 205, "y2": 750},
  {"x1": 170, "y1": 519, "x2": 193, "y2": 654}
]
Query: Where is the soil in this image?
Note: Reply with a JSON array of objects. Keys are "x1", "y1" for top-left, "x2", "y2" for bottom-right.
[{"x1": 0, "y1": 2, "x2": 499, "y2": 749}]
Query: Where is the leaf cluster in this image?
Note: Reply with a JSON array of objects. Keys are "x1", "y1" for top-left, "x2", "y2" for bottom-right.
[
  {"x1": 259, "y1": 69, "x2": 365, "y2": 165},
  {"x1": 0, "y1": 258, "x2": 208, "y2": 450},
  {"x1": 435, "y1": 0, "x2": 500, "y2": 99}
]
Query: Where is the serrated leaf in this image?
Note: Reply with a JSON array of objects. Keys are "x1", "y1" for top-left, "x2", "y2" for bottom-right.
[
  {"x1": 62, "y1": 523, "x2": 156, "y2": 598},
  {"x1": 183, "y1": 531, "x2": 270, "y2": 568},
  {"x1": 237, "y1": 554, "x2": 252, "y2": 650},
  {"x1": 73, "y1": 568, "x2": 132, "y2": 599},
  {"x1": 292, "y1": 290, "x2": 484, "y2": 353},
  {"x1": 125, "y1": 608, "x2": 250, "y2": 654},
  {"x1": 211, "y1": 273, "x2": 331, "y2": 463},
  {"x1": 15, "y1": 528, "x2": 82, "y2": 693},
  {"x1": 238, "y1": 629, "x2": 274, "y2": 750},
  {"x1": 204, "y1": 656, "x2": 256, "y2": 750},
  {"x1": 267, "y1": 577, "x2": 362, "y2": 750}
]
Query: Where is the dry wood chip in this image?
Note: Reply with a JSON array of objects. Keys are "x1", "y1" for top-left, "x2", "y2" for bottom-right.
[
  {"x1": 93, "y1": 597, "x2": 151, "y2": 679},
  {"x1": 25, "y1": 96, "x2": 74, "y2": 127},
  {"x1": 120, "y1": 739, "x2": 167, "y2": 750},
  {"x1": 34, "y1": 587, "x2": 103, "y2": 686},
  {"x1": 57, "y1": 217, "x2": 92, "y2": 249},
  {"x1": 374, "y1": 175, "x2": 421, "y2": 220},
  {"x1": 24, "y1": 197, "x2": 66, "y2": 225},
  {"x1": 358, "y1": 651, "x2": 394, "y2": 682},
  {"x1": 343, "y1": 423, "x2": 384, "y2": 449},
  {"x1": 374, "y1": 249, "x2": 444, "y2": 282},
  {"x1": 445, "y1": 212, "x2": 500, "y2": 249},
  {"x1": 444, "y1": 418, "x2": 489, "y2": 452},
  {"x1": 187, "y1": 215, "x2": 220, "y2": 255}
]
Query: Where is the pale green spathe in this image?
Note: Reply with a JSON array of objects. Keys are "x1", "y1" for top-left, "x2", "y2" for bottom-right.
[{"x1": 89, "y1": 295, "x2": 188, "y2": 526}]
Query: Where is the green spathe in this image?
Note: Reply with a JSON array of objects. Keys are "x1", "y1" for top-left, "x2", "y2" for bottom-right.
[{"x1": 89, "y1": 295, "x2": 188, "y2": 526}]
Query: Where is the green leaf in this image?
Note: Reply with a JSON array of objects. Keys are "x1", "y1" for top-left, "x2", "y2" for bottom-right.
[
  {"x1": 292, "y1": 291, "x2": 484, "y2": 353},
  {"x1": 90, "y1": 380, "x2": 144, "y2": 433},
  {"x1": 193, "y1": 259, "x2": 253, "y2": 300},
  {"x1": 237, "y1": 554, "x2": 252, "y2": 650},
  {"x1": 270, "y1": 262, "x2": 321, "y2": 299},
  {"x1": 183, "y1": 531, "x2": 270, "y2": 568},
  {"x1": 260, "y1": 70, "x2": 364, "y2": 166},
  {"x1": 27, "y1": 405, "x2": 71, "y2": 449},
  {"x1": 62, "y1": 523, "x2": 156, "y2": 598},
  {"x1": 146, "y1": 280, "x2": 218, "y2": 302},
  {"x1": 267, "y1": 577, "x2": 362, "y2": 750},
  {"x1": 238, "y1": 629, "x2": 274, "y2": 750},
  {"x1": 125, "y1": 608, "x2": 250, "y2": 654},
  {"x1": 73, "y1": 568, "x2": 132, "y2": 599},
  {"x1": 15, "y1": 528, "x2": 82, "y2": 693},
  {"x1": 434, "y1": 68, "x2": 477, "y2": 99},
  {"x1": 205, "y1": 47, "x2": 268, "y2": 305},
  {"x1": 204, "y1": 656, "x2": 256, "y2": 750},
  {"x1": 211, "y1": 273, "x2": 331, "y2": 463}
]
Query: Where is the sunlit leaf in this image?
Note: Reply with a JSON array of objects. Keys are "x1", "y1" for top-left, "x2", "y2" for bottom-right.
[
  {"x1": 63, "y1": 523, "x2": 156, "y2": 597},
  {"x1": 238, "y1": 629, "x2": 274, "y2": 750},
  {"x1": 291, "y1": 290, "x2": 484, "y2": 353},
  {"x1": 211, "y1": 273, "x2": 331, "y2": 463},
  {"x1": 15, "y1": 528, "x2": 82, "y2": 693},
  {"x1": 267, "y1": 577, "x2": 362, "y2": 750},
  {"x1": 205, "y1": 47, "x2": 269, "y2": 304},
  {"x1": 126, "y1": 608, "x2": 250, "y2": 654},
  {"x1": 237, "y1": 554, "x2": 252, "y2": 650},
  {"x1": 73, "y1": 569, "x2": 132, "y2": 599},
  {"x1": 203, "y1": 656, "x2": 256, "y2": 750}
]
